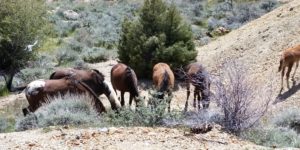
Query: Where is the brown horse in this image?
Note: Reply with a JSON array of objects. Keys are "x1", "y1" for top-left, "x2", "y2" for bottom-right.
[
  {"x1": 278, "y1": 45, "x2": 300, "y2": 91},
  {"x1": 49, "y1": 68, "x2": 121, "y2": 110},
  {"x1": 152, "y1": 63, "x2": 175, "y2": 112},
  {"x1": 23, "y1": 75, "x2": 106, "y2": 116},
  {"x1": 184, "y1": 62, "x2": 210, "y2": 112},
  {"x1": 111, "y1": 63, "x2": 139, "y2": 107}
]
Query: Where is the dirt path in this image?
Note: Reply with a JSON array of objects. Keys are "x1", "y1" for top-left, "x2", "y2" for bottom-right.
[{"x1": 0, "y1": 126, "x2": 265, "y2": 150}]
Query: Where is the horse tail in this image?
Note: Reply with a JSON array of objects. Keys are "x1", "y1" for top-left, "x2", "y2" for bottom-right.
[
  {"x1": 125, "y1": 67, "x2": 139, "y2": 97},
  {"x1": 278, "y1": 58, "x2": 283, "y2": 72},
  {"x1": 160, "y1": 70, "x2": 169, "y2": 93}
]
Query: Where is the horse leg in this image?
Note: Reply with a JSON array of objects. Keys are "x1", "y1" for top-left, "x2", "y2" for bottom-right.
[
  {"x1": 286, "y1": 63, "x2": 294, "y2": 89},
  {"x1": 129, "y1": 94, "x2": 133, "y2": 107},
  {"x1": 280, "y1": 67, "x2": 286, "y2": 91},
  {"x1": 121, "y1": 91, "x2": 125, "y2": 107},
  {"x1": 184, "y1": 81, "x2": 190, "y2": 112},
  {"x1": 201, "y1": 89, "x2": 210, "y2": 109},
  {"x1": 193, "y1": 89, "x2": 197, "y2": 108},
  {"x1": 197, "y1": 89, "x2": 201, "y2": 110},
  {"x1": 167, "y1": 90, "x2": 172, "y2": 112},
  {"x1": 292, "y1": 61, "x2": 299, "y2": 80}
]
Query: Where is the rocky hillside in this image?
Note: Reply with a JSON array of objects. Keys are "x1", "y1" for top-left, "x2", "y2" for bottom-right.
[
  {"x1": 1, "y1": 0, "x2": 300, "y2": 149},
  {"x1": 197, "y1": 0, "x2": 300, "y2": 113}
]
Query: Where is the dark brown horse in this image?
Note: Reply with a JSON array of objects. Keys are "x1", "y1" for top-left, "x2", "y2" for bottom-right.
[
  {"x1": 152, "y1": 63, "x2": 175, "y2": 112},
  {"x1": 23, "y1": 75, "x2": 106, "y2": 116},
  {"x1": 49, "y1": 68, "x2": 121, "y2": 110},
  {"x1": 278, "y1": 44, "x2": 300, "y2": 92},
  {"x1": 184, "y1": 62, "x2": 210, "y2": 112},
  {"x1": 111, "y1": 63, "x2": 139, "y2": 107}
]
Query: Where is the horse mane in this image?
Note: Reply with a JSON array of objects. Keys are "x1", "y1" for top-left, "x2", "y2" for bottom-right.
[
  {"x1": 49, "y1": 72, "x2": 56, "y2": 79},
  {"x1": 125, "y1": 67, "x2": 139, "y2": 97},
  {"x1": 92, "y1": 69, "x2": 105, "y2": 81},
  {"x1": 160, "y1": 70, "x2": 169, "y2": 93}
]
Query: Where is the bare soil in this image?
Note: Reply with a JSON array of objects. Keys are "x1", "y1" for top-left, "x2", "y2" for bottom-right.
[{"x1": 1, "y1": 0, "x2": 300, "y2": 149}]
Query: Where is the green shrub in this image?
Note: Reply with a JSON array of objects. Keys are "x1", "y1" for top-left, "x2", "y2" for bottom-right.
[
  {"x1": 16, "y1": 94, "x2": 100, "y2": 131},
  {"x1": 102, "y1": 92, "x2": 182, "y2": 127},
  {"x1": 55, "y1": 48, "x2": 81, "y2": 66},
  {"x1": 82, "y1": 48, "x2": 116, "y2": 63},
  {"x1": 0, "y1": 117, "x2": 8, "y2": 132},
  {"x1": 18, "y1": 68, "x2": 51, "y2": 83},
  {"x1": 242, "y1": 127, "x2": 300, "y2": 148},
  {"x1": 272, "y1": 108, "x2": 300, "y2": 133},
  {"x1": 118, "y1": 0, "x2": 197, "y2": 77},
  {"x1": 15, "y1": 114, "x2": 38, "y2": 131},
  {"x1": 0, "y1": 86, "x2": 9, "y2": 97}
]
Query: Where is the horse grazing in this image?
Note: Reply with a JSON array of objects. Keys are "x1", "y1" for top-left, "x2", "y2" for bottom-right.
[
  {"x1": 23, "y1": 75, "x2": 106, "y2": 116},
  {"x1": 152, "y1": 63, "x2": 175, "y2": 112},
  {"x1": 278, "y1": 45, "x2": 300, "y2": 91},
  {"x1": 184, "y1": 62, "x2": 210, "y2": 112},
  {"x1": 111, "y1": 63, "x2": 139, "y2": 107},
  {"x1": 49, "y1": 68, "x2": 121, "y2": 110}
]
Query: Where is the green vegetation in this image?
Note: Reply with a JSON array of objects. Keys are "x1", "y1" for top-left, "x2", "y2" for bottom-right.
[
  {"x1": 0, "y1": 86, "x2": 9, "y2": 97},
  {"x1": 242, "y1": 127, "x2": 300, "y2": 148},
  {"x1": 15, "y1": 91, "x2": 183, "y2": 131},
  {"x1": 103, "y1": 92, "x2": 182, "y2": 127},
  {"x1": 16, "y1": 94, "x2": 100, "y2": 131},
  {"x1": 0, "y1": 0, "x2": 48, "y2": 91},
  {"x1": 241, "y1": 109, "x2": 300, "y2": 148},
  {"x1": 118, "y1": 0, "x2": 197, "y2": 77}
]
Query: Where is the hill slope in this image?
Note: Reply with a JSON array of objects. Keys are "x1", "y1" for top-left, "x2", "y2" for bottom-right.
[
  {"x1": 197, "y1": 0, "x2": 300, "y2": 112},
  {"x1": 1, "y1": 0, "x2": 300, "y2": 149}
]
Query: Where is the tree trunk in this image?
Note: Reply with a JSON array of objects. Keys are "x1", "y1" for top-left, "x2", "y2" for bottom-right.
[{"x1": 4, "y1": 72, "x2": 15, "y2": 92}]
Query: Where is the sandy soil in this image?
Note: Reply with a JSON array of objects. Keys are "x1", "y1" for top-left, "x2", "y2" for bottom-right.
[{"x1": 1, "y1": 0, "x2": 300, "y2": 149}]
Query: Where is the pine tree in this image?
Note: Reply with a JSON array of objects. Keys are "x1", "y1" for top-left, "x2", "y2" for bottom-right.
[{"x1": 118, "y1": 0, "x2": 197, "y2": 77}]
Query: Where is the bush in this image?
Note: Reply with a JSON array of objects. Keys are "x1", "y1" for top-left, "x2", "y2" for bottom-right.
[
  {"x1": 118, "y1": 0, "x2": 197, "y2": 77},
  {"x1": 55, "y1": 47, "x2": 81, "y2": 66},
  {"x1": 102, "y1": 92, "x2": 182, "y2": 127},
  {"x1": 260, "y1": 0, "x2": 279, "y2": 12},
  {"x1": 0, "y1": 86, "x2": 9, "y2": 97},
  {"x1": 15, "y1": 114, "x2": 39, "y2": 131},
  {"x1": 272, "y1": 108, "x2": 300, "y2": 133},
  {"x1": 214, "y1": 61, "x2": 272, "y2": 133},
  {"x1": 242, "y1": 127, "x2": 300, "y2": 148},
  {"x1": 82, "y1": 48, "x2": 116, "y2": 63},
  {"x1": 0, "y1": 117, "x2": 8, "y2": 132},
  {"x1": 16, "y1": 94, "x2": 100, "y2": 131}
]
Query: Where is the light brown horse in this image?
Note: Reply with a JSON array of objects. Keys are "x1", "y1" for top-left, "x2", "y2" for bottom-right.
[
  {"x1": 184, "y1": 62, "x2": 210, "y2": 112},
  {"x1": 111, "y1": 63, "x2": 139, "y2": 107},
  {"x1": 152, "y1": 63, "x2": 175, "y2": 112},
  {"x1": 278, "y1": 45, "x2": 300, "y2": 91}
]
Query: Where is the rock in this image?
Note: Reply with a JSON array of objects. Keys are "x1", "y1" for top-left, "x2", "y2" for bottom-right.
[
  {"x1": 63, "y1": 10, "x2": 80, "y2": 20},
  {"x1": 99, "y1": 127, "x2": 109, "y2": 133},
  {"x1": 108, "y1": 127, "x2": 120, "y2": 134}
]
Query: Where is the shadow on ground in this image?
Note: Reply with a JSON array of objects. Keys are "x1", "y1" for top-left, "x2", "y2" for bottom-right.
[{"x1": 274, "y1": 80, "x2": 300, "y2": 104}]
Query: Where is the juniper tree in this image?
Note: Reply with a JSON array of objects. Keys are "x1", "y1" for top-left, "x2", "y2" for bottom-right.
[{"x1": 118, "y1": 0, "x2": 197, "y2": 77}]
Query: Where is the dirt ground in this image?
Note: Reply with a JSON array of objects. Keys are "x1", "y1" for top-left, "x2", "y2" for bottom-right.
[{"x1": 1, "y1": 0, "x2": 300, "y2": 149}]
